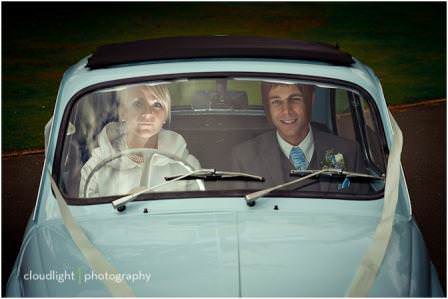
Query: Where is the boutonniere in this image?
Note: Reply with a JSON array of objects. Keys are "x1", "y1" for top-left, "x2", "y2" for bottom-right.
[
  {"x1": 321, "y1": 149, "x2": 350, "y2": 190},
  {"x1": 321, "y1": 149, "x2": 346, "y2": 170}
]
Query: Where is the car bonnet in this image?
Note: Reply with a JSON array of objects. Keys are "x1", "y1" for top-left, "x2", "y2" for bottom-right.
[{"x1": 18, "y1": 197, "x2": 411, "y2": 296}]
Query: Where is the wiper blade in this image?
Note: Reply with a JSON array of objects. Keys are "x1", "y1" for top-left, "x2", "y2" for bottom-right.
[
  {"x1": 165, "y1": 169, "x2": 264, "y2": 182},
  {"x1": 245, "y1": 168, "x2": 384, "y2": 206},
  {"x1": 290, "y1": 168, "x2": 385, "y2": 180}
]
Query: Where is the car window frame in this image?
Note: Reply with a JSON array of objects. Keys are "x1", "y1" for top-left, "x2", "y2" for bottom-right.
[
  {"x1": 52, "y1": 71, "x2": 389, "y2": 205},
  {"x1": 348, "y1": 92, "x2": 387, "y2": 174}
]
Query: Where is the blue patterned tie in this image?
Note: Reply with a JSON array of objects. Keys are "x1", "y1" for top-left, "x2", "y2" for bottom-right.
[{"x1": 290, "y1": 147, "x2": 308, "y2": 170}]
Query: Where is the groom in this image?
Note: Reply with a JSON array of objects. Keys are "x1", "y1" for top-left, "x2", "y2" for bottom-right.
[{"x1": 231, "y1": 82, "x2": 368, "y2": 193}]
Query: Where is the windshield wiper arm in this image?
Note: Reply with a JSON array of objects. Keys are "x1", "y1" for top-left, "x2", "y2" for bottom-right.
[
  {"x1": 245, "y1": 170, "x2": 326, "y2": 206},
  {"x1": 112, "y1": 168, "x2": 211, "y2": 210},
  {"x1": 290, "y1": 168, "x2": 385, "y2": 180},
  {"x1": 165, "y1": 169, "x2": 264, "y2": 182},
  {"x1": 245, "y1": 168, "x2": 385, "y2": 206}
]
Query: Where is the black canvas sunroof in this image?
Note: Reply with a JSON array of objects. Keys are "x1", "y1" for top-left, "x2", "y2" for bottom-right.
[{"x1": 87, "y1": 36, "x2": 354, "y2": 69}]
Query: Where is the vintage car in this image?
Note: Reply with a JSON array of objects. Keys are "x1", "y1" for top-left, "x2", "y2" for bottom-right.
[{"x1": 6, "y1": 36, "x2": 443, "y2": 296}]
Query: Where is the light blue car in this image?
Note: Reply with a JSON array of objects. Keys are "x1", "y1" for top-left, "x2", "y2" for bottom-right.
[{"x1": 6, "y1": 36, "x2": 443, "y2": 297}]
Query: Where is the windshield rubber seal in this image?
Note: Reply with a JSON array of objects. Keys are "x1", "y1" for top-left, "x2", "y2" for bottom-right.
[
  {"x1": 63, "y1": 189, "x2": 382, "y2": 206},
  {"x1": 52, "y1": 71, "x2": 389, "y2": 205}
]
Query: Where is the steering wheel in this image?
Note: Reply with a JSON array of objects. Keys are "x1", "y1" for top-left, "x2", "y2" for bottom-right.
[{"x1": 83, "y1": 148, "x2": 198, "y2": 197}]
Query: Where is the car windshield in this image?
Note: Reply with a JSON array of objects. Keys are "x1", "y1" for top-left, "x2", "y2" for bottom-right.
[{"x1": 58, "y1": 77, "x2": 387, "y2": 201}]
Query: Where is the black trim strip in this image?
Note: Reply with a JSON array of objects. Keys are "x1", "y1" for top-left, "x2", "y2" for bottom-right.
[
  {"x1": 64, "y1": 189, "x2": 383, "y2": 206},
  {"x1": 349, "y1": 93, "x2": 370, "y2": 162},
  {"x1": 329, "y1": 88, "x2": 338, "y2": 134},
  {"x1": 52, "y1": 71, "x2": 389, "y2": 206},
  {"x1": 349, "y1": 92, "x2": 385, "y2": 174}
]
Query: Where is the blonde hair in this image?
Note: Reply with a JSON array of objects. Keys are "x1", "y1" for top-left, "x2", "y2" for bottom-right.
[{"x1": 118, "y1": 84, "x2": 171, "y2": 123}]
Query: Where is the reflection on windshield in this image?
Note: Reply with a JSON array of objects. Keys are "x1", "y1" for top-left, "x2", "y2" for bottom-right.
[{"x1": 59, "y1": 78, "x2": 386, "y2": 199}]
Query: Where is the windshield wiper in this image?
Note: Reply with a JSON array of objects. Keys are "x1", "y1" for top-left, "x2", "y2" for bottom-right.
[
  {"x1": 112, "y1": 168, "x2": 209, "y2": 210},
  {"x1": 112, "y1": 168, "x2": 264, "y2": 210},
  {"x1": 290, "y1": 168, "x2": 385, "y2": 180},
  {"x1": 245, "y1": 168, "x2": 385, "y2": 206},
  {"x1": 165, "y1": 169, "x2": 264, "y2": 182}
]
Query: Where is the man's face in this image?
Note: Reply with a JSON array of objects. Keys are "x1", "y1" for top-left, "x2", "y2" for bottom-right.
[{"x1": 267, "y1": 84, "x2": 313, "y2": 145}]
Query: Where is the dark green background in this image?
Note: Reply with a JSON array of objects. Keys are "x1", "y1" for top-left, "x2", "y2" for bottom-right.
[{"x1": 3, "y1": 2, "x2": 446, "y2": 151}]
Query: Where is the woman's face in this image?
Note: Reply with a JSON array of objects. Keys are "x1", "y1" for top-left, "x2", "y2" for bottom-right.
[{"x1": 120, "y1": 87, "x2": 168, "y2": 139}]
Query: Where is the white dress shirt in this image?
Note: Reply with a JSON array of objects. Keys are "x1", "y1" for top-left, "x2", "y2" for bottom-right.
[{"x1": 276, "y1": 126, "x2": 315, "y2": 166}]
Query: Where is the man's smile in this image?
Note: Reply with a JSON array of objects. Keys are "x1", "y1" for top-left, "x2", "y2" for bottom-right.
[{"x1": 280, "y1": 118, "x2": 298, "y2": 125}]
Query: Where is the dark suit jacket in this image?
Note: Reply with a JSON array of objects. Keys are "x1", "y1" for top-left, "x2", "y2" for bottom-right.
[{"x1": 231, "y1": 126, "x2": 369, "y2": 193}]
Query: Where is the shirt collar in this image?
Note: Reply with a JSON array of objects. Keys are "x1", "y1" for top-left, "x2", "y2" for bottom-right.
[{"x1": 276, "y1": 125, "x2": 314, "y2": 163}]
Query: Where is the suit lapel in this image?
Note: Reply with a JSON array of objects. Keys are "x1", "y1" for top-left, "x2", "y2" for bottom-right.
[{"x1": 260, "y1": 131, "x2": 290, "y2": 185}]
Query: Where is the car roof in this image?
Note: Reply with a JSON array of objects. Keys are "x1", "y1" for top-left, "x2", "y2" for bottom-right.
[{"x1": 86, "y1": 36, "x2": 355, "y2": 69}]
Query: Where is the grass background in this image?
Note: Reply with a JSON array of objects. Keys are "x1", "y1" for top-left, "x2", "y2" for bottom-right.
[{"x1": 2, "y1": 2, "x2": 446, "y2": 151}]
